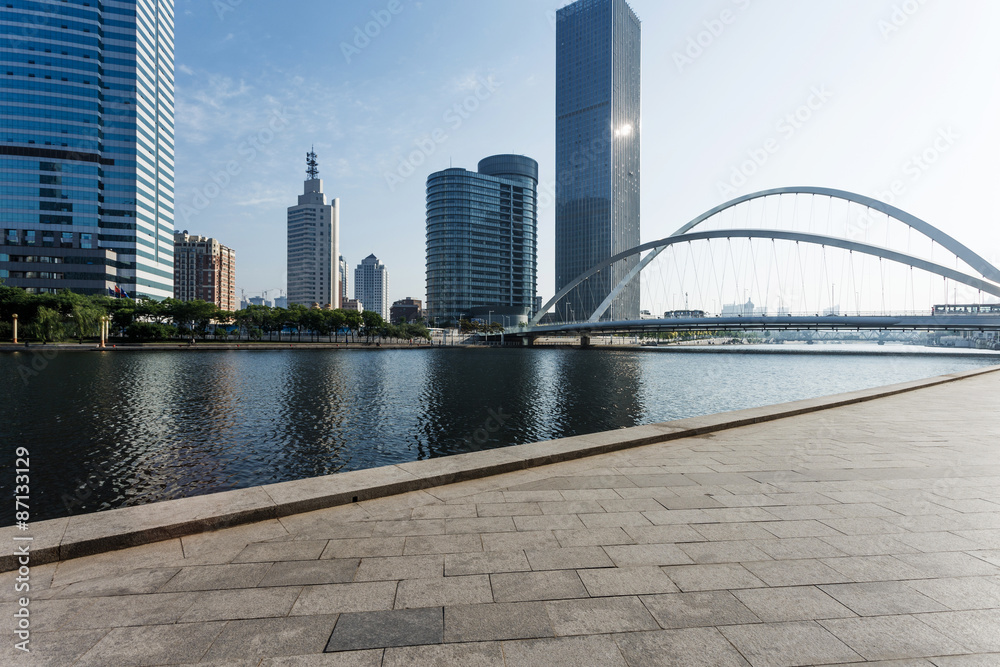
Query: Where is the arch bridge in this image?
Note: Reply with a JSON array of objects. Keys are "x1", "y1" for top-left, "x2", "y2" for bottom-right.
[{"x1": 516, "y1": 187, "x2": 1000, "y2": 342}]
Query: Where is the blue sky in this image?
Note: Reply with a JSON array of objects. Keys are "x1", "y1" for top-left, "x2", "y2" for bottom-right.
[{"x1": 174, "y1": 0, "x2": 1000, "y2": 309}]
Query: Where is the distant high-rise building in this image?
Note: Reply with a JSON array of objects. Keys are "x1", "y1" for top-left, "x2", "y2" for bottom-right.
[
  {"x1": 287, "y1": 149, "x2": 339, "y2": 308},
  {"x1": 273, "y1": 296, "x2": 288, "y2": 309},
  {"x1": 390, "y1": 297, "x2": 423, "y2": 324},
  {"x1": 555, "y1": 0, "x2": 641, "y2": 321},
  {"x1": 425, "y1": 155, "x2": 538, "y2": 325},
  {"x1": 0, "y1": 0, "x2": 176, "y2": 298},
  {"x1": 354, "y1": 254, "x2": 389, "y2": 319},
  {"x1": 338, "y1": 255, "x2": 348, "y2": 308},
  {"x1": 173, "y1": 232, "x2": 236, "y2": 311}
]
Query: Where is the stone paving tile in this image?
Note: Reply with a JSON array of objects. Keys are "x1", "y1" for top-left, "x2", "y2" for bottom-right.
[
  {"x1": 821, "y1": 555, "x2": 930, "y2": 582},
  {"x1": 525, "y1": 546, "x2": 614, "y2": 570},
  {"x1": 743, "y1": 558, "x2": 854, "y2": 587},
  {"x1": 475, "y1": 502, "x2": 542, "y2": 517},
  {"x1": 613, "y1": 627, "x2": 751, "y2": 666},
  {"x1": 353, "y1": 554, "x2": 444, "y2": 581},
  {"x1": 50, "y1": 539, "x2": 186, "y2": 588},
  {"x1": 916, "y1": 609, "x2": 1000, "y2": 653},
  {"x1": 701, "y1": 507, "x2": 781, "y2": 523},
  {"x1": 751, "y1": 537, "x2": 849, "y2": 560},
  {"x1": 179, "y1": 586, "x2": 303, "y2": 622},
  {"x1": 759, "y1": 519, "x2": 843, "y2": 539},
  {"x1": 50, "y1": 567, "x2": 180, "y2": 599},
  {"x1": 692, "y1": 522, "x2": 776, "y2": 542},
  {"x1": 579, "y1": 511, "x2": 652, "y2": 529},
  {"x1": 383, "y1": 641, "x2": 505, "y2": 666},
  {"x1": 678, "y1": 540, "x2": 773, "y2": 564},
  {"x1": 643, "y1": 508, "x2": 715, "y2": 525},
  {"x1": 442, "y1": 601, "x2": 553, "y2": 642},
  {"x1": 395, "y1": 574, "x2": 492, "y2": 608},
  {"x1": 321, "y1": 537, "x2": 405, "y2": 559},
  {"x1": 58, "y1": 591, "x2": 198, "y2": 630},
  {"x1": 662, "y1": 563, "x2": 767, "y2": 592},
  {"x1": 897, "y1": 552, "x2": 1000, "y2": 577},
  {"x1": 326, "y1": 607, "x2": 443, "y2": 652},
  {"x1": 233, "y1": 539, "x2": 329, "y2": 563},
  {"x1": 259, "y1": 558, "x2": 360, "y2": 587},
  {"x1": 930, "y1": 655, "x2": 1000, "y2": 666},
  {"x1": 402, "y1": 533, "x2": 482, "y2": 555},
  {"x1": 578, "y1": 566, "x2": 679, "y2": 596},
  {"x1": 719, "y1": 620, "x2": 863, "y2": 667},
  {"x1": 76, "y1": 621, "x2": 227, "y2": 666},
  {"x1": 501, "y1": 635, "x2": 628, "y2": 667},
  {"x1": 444, "y1": 550, "x2": 530, "y2": 576},
  {"x1": 819, "y1": 581, "x2": 948, "y2": 616},
  {"x1": 410, "y1": 503, "x2": 477, "y2": 520},
  {"x1": 545, "y1": 595, "x2": 659, "y2": 635},
  {"x1": 904, "y1": 576, "x2": 1000, "y2": 610},
  {"x1": 512, "y1": 514, "x2": 588, "y2": 531},
  {"x1": 491, "y1": 569, "x2": 589, "y2": 602},
  {"x1": 202, "y1": 614, "x2": 339, "y2": 661},
  {"x1": 371, "y1": 519, "x2": 446, "y2": 537},
  {"x1": 640, "y1": 591, "x2": 760, "y2": 629},
  {"x1": 603, "y1": 543, "x2": 693, "y2": 567},
  {"x1": 819, "y1": 534, "x2": 921, "y2": 556},
  {"x1": 445, "y1": 516, "x2": 516, "y2": 534},
  {"x1": 290, "y1": 581, "x2": 397, "y2": 615},
  {"x1": 480, "y1": 529, "x2": 559, "y2": 552},
  {"x1": 554, "y1": 527, "x2": 636, "y2": 547},
  {"x1": 622, "y1": 523, "x2": 705, "y2": 544},
  {"x1": 159, "y1": 562, "x2": 272, "y2": 593},
  {"x1": 820, "y1": 615, "x2": 970, "y2": 661},
  {"x1": 537, "y1": 500, "x2": 606, "y2": 514},
  {"x1": 732, "y1": 585, "x2": 857, "y2": 622},
  {"x1": 0, "y1": 628, "x2": 109, "y2": 666}
]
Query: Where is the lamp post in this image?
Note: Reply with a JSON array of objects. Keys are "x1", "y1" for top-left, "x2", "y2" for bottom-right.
[{"x1": 12, "y1": 313, "x2": 17, "y2": 344}]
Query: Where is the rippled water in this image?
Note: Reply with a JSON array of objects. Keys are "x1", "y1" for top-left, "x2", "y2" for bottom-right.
[{"x1": 2, "y1": 345, "x2": 997, "y2": 523}]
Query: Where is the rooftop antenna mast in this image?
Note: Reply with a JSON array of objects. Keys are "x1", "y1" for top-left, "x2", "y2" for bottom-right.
[{"x1": 306, "y1": 146, "x2": 319, "y2": 179}]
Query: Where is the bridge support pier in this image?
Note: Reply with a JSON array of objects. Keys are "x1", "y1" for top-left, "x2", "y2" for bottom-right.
[
  {"x1": 521, "y1": 335, "x2": 535, "y2": 347},
  {"x1": 580, "y1": 335, "x2": 591, "y2": 348}
]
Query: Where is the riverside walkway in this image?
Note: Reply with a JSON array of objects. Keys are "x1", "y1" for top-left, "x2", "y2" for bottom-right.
[{"x1": 4, "y1": 367, "x2": 1000, "y2": 665}]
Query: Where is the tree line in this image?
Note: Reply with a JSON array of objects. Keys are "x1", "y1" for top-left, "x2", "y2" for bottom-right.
[{"x1": 0, "y1": 284, "x2": 431, "y2": 344}]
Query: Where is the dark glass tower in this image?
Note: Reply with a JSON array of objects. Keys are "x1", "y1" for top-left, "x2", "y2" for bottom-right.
[
  {"x1": 0, "y1": 0, "x2": 175, "y2": 298},
  {"x1": 555, "y1": 0, "x2": 640, "y2": 322},
  {"x1": 425, "y1": 155, "x2": 538, "y2": 325}
]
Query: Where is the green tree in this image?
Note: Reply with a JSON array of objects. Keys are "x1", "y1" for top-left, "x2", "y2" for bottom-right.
[
  {"x1": 361, "y1": 310, "x2": 385, "y2": 343},
  {"x1": 33, "y1": 306, "x2": 65, "y2": 342}
]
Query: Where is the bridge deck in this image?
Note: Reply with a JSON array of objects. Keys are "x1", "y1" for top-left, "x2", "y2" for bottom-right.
[{"x1": 5, "y1": 368, "x2": 1000, "y2": 664}]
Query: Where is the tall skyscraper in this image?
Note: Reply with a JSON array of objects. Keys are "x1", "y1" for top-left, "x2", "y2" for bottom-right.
[
  {"x1": 555, "y1": 0, "x2": 640, "y2": 321},
  {"x1": 338, "y1": 254, "x2": 348, "y2": 308},
  {"x1": 287, "y1": 149, "x2": 339, "y2": 307},
  {"x1": 173, "y1": 232, "x2": 236, "y2": 311},
  {"x1": 425, "y1": 155, "x2": 538, "y2": 325},
  {"x1": 0, "y1": 0, "x2": 176, "y2": 298},
  {"x1": 354, "y1": 254, "x2": 388, "y2": 319}
]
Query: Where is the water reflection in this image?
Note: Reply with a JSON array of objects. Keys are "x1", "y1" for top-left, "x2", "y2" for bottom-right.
[{"x1": 1, "y1": 347, "x2": 995, "y2": 523}]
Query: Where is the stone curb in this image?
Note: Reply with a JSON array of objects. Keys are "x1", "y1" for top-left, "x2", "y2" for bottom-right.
[{"x1": 3, "y1": 364, "x2": 998, "y2": 572}]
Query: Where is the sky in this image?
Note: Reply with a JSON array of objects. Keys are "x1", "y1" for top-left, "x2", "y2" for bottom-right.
[{"x1": 173, "y1": 0, "x2": 1000, "y2": 311}]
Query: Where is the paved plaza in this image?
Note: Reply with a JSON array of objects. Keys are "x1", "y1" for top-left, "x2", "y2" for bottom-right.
[{"x1": 4, "y1": 369, "x2": 1000, "y2": 666}]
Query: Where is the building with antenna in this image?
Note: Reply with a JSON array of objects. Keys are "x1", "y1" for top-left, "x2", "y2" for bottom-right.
[{"x1": 287, "y1": 148, "x2": 340, "y2": 308}]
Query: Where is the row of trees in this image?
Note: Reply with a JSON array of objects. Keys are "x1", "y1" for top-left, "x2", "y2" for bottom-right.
[{"x1": 0, "y1": 284, "x2": 431, "y2": 344}]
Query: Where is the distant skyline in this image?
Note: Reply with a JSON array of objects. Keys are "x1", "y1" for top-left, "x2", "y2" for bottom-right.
[{"x1": 174, "y1": 0, "x2": 1000, "y2": 307}]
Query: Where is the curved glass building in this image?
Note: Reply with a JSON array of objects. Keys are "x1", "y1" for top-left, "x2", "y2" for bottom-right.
[
  {"x1": 1, "y1": 0, "x2": 175, "y2": 298},
  {"x1": 425, "y1": 154, "x2": 538, "y2": 325}
]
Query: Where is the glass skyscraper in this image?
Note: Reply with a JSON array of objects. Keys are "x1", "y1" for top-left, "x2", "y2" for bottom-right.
[
  {"x1": 425, "y1": 154, "x2": 538, "y2": 325},
  {"x1": 1, "y1": 0, "x2": 175, "y2": 298},
  {"x1": 555, "y1": 0, "x2": 640, "y2": 322}
]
